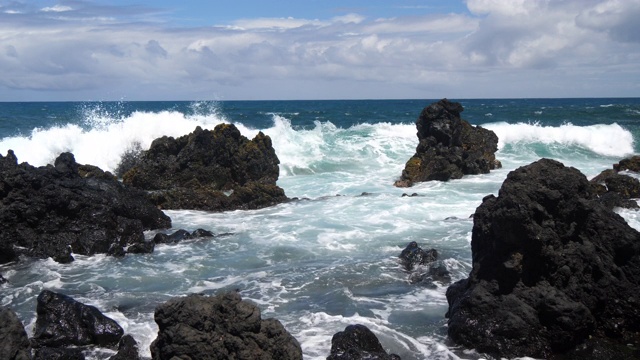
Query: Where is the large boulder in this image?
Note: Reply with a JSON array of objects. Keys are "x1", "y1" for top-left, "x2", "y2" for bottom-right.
[
  {"x1": 590, "y1": 156, "x2": 640, "y2": 209},
  {"x1": 395, "y1": 99, "x2": 500, "y2": 187},
  {"x1": 326, "y1": 324, "x2": 400, "y2": 360},
  {"x1": 0, "y1": 306, "x2": 31, "y2": 360},
  {"x1": 0, "y1": 151, "x2": 171, "y2": 264},
  {"x1": 122, "y1": 124, "x2": 288, "y2": 211},
  {"x1": 446, "y1": 158, "x2": 640, "y2": 359},
  {"x1": 32, "y1": 290, "x2": 124, "y2": 348},
  {"x1": 150, "y1": 291, "x2": 302, "y2": 360}
]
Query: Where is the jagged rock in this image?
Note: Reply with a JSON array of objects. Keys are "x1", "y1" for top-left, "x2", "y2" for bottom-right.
[
  {"x1": 32, "y1": 290, "x2": 124, "y2": 348},
  {"x1": 326, "y1": 324, "x2": 400, "y2": 360},
  {"x1": 126, "y1": 241, "x2": 155, "y2": 254},
  {"x1": 122, "y1": 124, "x2": 288, "y2": 211},
  {"x1": 150, "y1": 291, "x2": 302, "y2": 360},
  {"x1": 399, "y1": 242, "x2": 450, "y2": 286},
  {"x1": 591, "y1": 158, "x2": 640, "y2": 209},
  {"x1": 108, "y1": 334, "x2": 140, "y2": 360},
  {"x1": 0, "y1": 151, "x2": 171, "y2": 264},
  {"x1": 33, "y1": 347, "x2": 85, "y2": 360},
  {"x1": 395, "y1": 99, "x2": 500, "y2": 187},
  {"x1": 446, "y1": 158, "x2": 640, "y2": 359},
  {"x1": 0, "y1": 306, "x2": 31, "y2": 360},
  {"x1": 153, "y1": 228, "x2": 215, "y2": 245}
]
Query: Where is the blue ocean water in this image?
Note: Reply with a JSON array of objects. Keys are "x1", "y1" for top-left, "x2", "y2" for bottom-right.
[{"x1": 1, "y1": 98, "x2": 639, "y2": 359}]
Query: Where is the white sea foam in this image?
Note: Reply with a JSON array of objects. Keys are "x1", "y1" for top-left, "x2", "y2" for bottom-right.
[{"x1": 484, "y1": 121, "x2": 634, "y2": 157}]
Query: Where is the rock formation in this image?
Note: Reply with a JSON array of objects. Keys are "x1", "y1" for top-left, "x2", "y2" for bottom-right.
[
  {"x1": 446, "y1": 158, "x2": 640, "y2": 359},
  {"x1": 122, "y1": 124, "x2": 288, "y2": 211},
  {"x1": 32, "y1": 290, "x2": 124, "y2": 348},
  {"x1": 591, "y1": 155, "x2": 640, "y2": 209},
  {"x1": 326, "y1": 324, "x2": 400, "y2": 360},
  {"x1": 399, "y1": 241, "x2": 450, "y2": 286},
  {"x1": 0, "y1": 151, "x2": 171, "y2": 264},
  {"x1": 150, "y1": 291, "x2": 302, "y2": 360},
  {"x1": 0, "y1": 306, "x2": 31, "y2": 360},
  {"x1": 395, "y1": 99, "x2": 500, "y2": 187}
]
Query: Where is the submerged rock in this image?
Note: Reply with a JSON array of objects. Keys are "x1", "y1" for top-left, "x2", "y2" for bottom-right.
[
  {"x1": 32, "y1": 290, "x2": 124, "y2": 348},
  {"x1": 0, "y1": 306, "x2": 31, "y2": 360},
  {"x1": 399, "y1": 242, "x2": 450, "y2": 286},
  {"x1": 150, "y1": 291, "x2": 302, "y2": 360},
  {"x1": 0, "y1": 151, "x2": 171, "y2": 264},
  {"x1": 326, "y1": 324, "x2": 400, "y2": 360},
  {"x1": 122, "y1": 124, "x2": 288, "y2": 211},
  {"x1": 446, "y1": 158, "x2": 640, "y2": 359},
  {"x1": 395, "y1": 99, "x2": 500, "y2": 187}
]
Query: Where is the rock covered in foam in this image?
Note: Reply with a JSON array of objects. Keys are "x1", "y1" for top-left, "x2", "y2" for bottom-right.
[
  {"x1": 122, "y1": 124, "x2": 288, "y2": 211},
  {"x1": 0, "y1": 151, "x2": 171, "y2": 264},
  {"x1": 446, "y1": 158, "x2": 640, "y2": 359},
  {"x1": 150, "y1": 291, "x2": 302, "y2": 360},
  {"x1": 395, "y1": 99, "x2": 500, "y2": 187}
]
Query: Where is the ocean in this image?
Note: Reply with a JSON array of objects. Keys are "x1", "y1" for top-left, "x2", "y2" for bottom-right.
[{"x1": 1, "y1": 98, "x2": 639, "y2": 359}]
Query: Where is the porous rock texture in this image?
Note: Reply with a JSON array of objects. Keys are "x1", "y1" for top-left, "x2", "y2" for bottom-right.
[
  {"x1": 326, "y1": 324, "x2": 401, "y2": 360},
  {"x1": 0, "y1": 306, "x2": 32, "y2": 360},
  {"x1": 395, "y1": 99, "x2": 500, "y2": 187},
  {"x1": 590, "y1": 155, "x2": 640, "y2": 209},
  {"x1": 446, "y1": 158, "x2": 640, "y2": 359},
  {"x1": 122, "y1": 124, "x2": 288, "y2": 211},
  {"x1": 0, "y1": 151, "x2": 171, "y2": 264},
  {"x1": 150, "y1": 291, "x2": 302, "y2": 360}
]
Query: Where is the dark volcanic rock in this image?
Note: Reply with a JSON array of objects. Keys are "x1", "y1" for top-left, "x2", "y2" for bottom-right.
[
  {"x1": 122, "y1": 124, "x2": 288, "y2": 211},
  {"x1": 326, "y1": 324, "x2": 400, "y2": 360},
  {"x1": 591, "y1": 157, "x2": 640, "y2": 209},
  {"x1": 32, "y1": 290, "x2": 124, "y2": 348},
  {"x1": 108, "y1": 334, "x2": 140, "y2": 360},
  {"x1": 150, "y1": 291, "x2": 302, "y2": 360},
  {"x1": 0, "y1": 306, "x2": 31, "y2": 360},
  {"x1": 153, "y1": 228, "x2": 215, "y2": 245},
  {"x1": 446, "y1": 158, "x2": 640, "y2": 359},
  {"x1": 395, "y1": 99, "x2": 500, "y2": 187},
  {"x1": 0, "y1": 151, "x2": 171, "y2": 264},
  {"x1": 399, "y1": 242, "x2": 450, "y2": 286},
  {"x1": 33, "y1": 347, "x2": 85, "y2": 360}
]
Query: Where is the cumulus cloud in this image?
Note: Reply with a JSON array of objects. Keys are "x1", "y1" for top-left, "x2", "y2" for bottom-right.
[{"x1": 0, "y1": 0, "x2": 638, "y2": 100}]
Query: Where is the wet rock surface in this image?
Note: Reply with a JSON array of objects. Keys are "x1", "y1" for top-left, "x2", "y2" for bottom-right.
[
  {"x1": 446, "y1": 158, "x2": 640, "y2": 359},
  {"x1": 395, "y1": 99, "x2": 500, "y2": 187},
  {"x1": 150, "y1": 291, "x2": 303, "y2": 360},
  {"x1": 122, "y1": 124, "x2": 288, "y2": 211},
  {"x1": 326, "y1": 324, "x2": 401, "y2": 360},
  {"x1": 591, "y1": 155, "x2": 640, "y2": 209},
  {"x1": 0, "y1": 306, "x2": 32, "y2": 360},
  {"x1": 32, "y1": 290, "x2": 124, "y2": 348},
  {"x1": 0, "y1": 151, "x2": 171, "y2": 264}
]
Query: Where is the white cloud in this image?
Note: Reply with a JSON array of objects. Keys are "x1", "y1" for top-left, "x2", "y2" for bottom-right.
[
  {"x1": 0, "y1": 0, "x2": 638, "y2": 100},
  {"x1": 41, "y1": 5, "x2": 73, "y2": 12}
]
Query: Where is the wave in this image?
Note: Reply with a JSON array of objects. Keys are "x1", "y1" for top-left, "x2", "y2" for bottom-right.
[{"x1": 483, "y1": 121, "x2": 634, "y2": 157}]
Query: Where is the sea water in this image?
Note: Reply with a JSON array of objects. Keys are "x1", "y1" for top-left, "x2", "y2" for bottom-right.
[{"x1": 1, "y1": 98, "x2": 639, "y2": 359}]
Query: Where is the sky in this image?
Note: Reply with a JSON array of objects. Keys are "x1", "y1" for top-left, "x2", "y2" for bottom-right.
[{"x1": 0, "y1": 0, "x2": 639, "y2": 101}]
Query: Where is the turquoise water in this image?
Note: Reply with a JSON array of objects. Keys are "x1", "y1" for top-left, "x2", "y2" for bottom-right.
[{"x1": 1, "y1": 98, "x2": 640, "y2": 359}]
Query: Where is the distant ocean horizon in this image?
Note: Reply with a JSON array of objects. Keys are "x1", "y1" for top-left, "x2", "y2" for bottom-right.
[{"x1": 1, "y1": 97, "x2": 640, "y2": 359}]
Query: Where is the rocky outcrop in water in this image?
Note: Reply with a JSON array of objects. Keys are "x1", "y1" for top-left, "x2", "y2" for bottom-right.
[
  {"x1": 122, "y1": 124, "x2": 288, "y2": 211},
  {"x1": 0, "y1": 151, "x2": 171, "y2": 264},
  {"x1": 394, "y1": 99, "x2": 500, "y2": 187},
  {"x1": 591, "y1": 155, "x2": 640, "y2": 209},
  {"x1": 399, "y1": 241, "x2": 450, "y2": 286},
  {"x1": 150, "y1": 291, "x2": 302, "y2": 360},
  {"x1": 0, "y1": 306, "x2": 31, "y2": 360},
  {"x1": 327, "y1": 324, "x2": 400, "y2": 360},
  {"x1": 446, "y1": 158, "x2": 640, "y2": 359},
  {"x1": 32, "y1": 290, "x2": 124, "y2": 348},
  {"x1": 109, "y1": 335, "x2": 140, "y2": 360}
]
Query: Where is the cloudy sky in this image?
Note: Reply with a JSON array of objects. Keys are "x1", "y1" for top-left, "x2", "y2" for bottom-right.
[{"x1": 1, "y1": 0, "x2": 639, "y2": 101}]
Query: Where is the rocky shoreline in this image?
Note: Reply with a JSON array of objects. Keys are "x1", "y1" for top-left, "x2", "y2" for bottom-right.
[{"x1": 2, "y1": 101, "x2": 640, "y2": 359}]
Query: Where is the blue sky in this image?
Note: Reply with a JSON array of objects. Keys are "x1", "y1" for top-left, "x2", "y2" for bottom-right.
[{"x1": 1, "y1": 0, "x2": 639, "y2": 101}]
